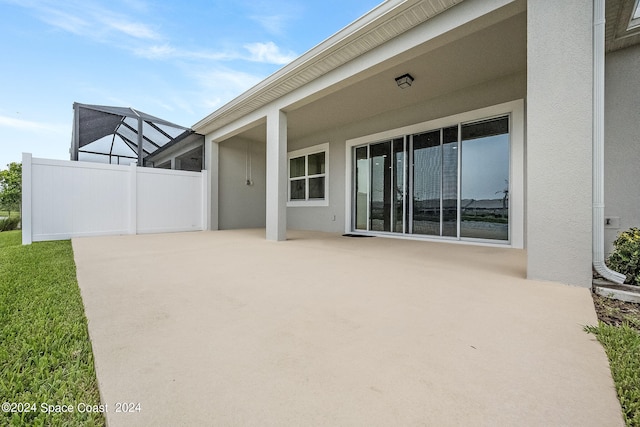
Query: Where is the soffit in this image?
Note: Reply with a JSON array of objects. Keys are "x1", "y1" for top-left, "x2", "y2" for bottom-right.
[
  {"x1": 606, "y1": 0, "x2": 640, "y2": 52},
  {"x1": 193, "y1": 0, "x2": 463, "y2": 135},
  {"x1": 286, "y1": 12, "x2": 526, "y2": 140},
  {"x1": 233, "y1": 10, "x2": 526, "y2": 143}
]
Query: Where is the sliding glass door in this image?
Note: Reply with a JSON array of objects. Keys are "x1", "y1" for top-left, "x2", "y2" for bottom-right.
[
  {"x1": 356, "y1": 138, "x2": 404, "y2": 232},
  {"x1": 460, "y1": 117, "x2": 509, "y2": 240},
  {"x1": 353, "y1": 115, "x2": 510, "y2": 243}
]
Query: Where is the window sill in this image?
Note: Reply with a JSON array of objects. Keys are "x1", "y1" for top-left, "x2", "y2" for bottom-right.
[{"x1": 287, "y1": 200, "x2": 329, "y2": 207}]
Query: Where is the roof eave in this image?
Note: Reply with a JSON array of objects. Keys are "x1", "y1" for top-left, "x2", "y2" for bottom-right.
[{"x1": 192, "y1": 0, "x2": 462, "y2": 136}]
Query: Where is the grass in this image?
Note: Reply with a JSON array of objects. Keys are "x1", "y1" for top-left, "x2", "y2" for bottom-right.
[
  {"x1": 0, "y1": 231, "x2": 105, "y2": 426},
  {"x1": 587, "y1": 296, "x2": 640, "y2": 427}
]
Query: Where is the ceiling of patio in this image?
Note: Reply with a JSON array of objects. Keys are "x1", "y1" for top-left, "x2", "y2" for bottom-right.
[{"x1": 235, "y1": 6, "x2": 527, "y2": 144}]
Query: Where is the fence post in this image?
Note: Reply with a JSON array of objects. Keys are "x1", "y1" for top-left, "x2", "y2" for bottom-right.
[
  {"x1": 201, "y1": 170, "x2": 208, "y2": 231},
  {"x1": 129, "y1": 163, "x2": 137, "y2": 234},
  {"x1": 21, "y1": 153, "x2": 32, "y2": 245}
]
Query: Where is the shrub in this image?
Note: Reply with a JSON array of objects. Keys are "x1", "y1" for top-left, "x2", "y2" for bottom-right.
[
  {"x1": 607, "y1": 227, "x2": 640, "y2": 286},
  {"x1": 0, "y1": 216, "x2": 19, "y2": 232}
]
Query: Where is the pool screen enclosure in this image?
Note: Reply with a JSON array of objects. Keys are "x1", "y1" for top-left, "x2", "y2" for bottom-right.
[{"x1": 70, "y1": 103, "x2": 201, "y2": 166}]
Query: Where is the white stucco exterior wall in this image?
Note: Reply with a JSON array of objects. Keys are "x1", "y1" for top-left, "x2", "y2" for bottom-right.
[
  {"x1": 526, "y1": 1, "x2": 594, "y2": 286},
  {"x1": 287, "y1": 72, "x2": 526, "y2": 234},
  {"x1": 604, "y1": 44, "x2": 640, "y2": 254},
  {"x1": 218, "y1": 138, "x2": 266, "y2": 229}
]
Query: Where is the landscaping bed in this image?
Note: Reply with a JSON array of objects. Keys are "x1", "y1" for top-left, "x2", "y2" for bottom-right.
[{"x1": 593, "y1": 293, "x2": 640, "y2": 332}]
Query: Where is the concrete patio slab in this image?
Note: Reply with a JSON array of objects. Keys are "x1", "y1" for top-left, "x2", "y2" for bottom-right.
[{"x1": 72, "y1": 229, "x2": 623, "y2": 426}]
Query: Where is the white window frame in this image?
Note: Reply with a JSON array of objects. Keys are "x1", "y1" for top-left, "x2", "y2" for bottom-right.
[{"x1": 287, "y1": 142, "x2": 329, "y2": 207}]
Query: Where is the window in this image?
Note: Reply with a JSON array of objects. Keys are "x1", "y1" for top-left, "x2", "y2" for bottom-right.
[
  {"x1": 288, "y1": 143, "x2": 329, "y2": 206},
  {"x1": 630, "y1": 0, "x2": 640, "y2": 30}
]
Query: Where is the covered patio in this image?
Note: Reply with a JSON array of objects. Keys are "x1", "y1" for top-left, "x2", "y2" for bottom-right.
[{"x1": 73, "y1": 230, "x2": 622, "y2": 426}]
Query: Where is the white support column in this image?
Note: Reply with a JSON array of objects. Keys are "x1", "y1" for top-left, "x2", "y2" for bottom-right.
[
  {"x1": 201, "y1": 169, "x2": 208, "y2": 231},
  {"x1": 204, "y1": 139, "x2": 219, "y2": 230},
  {"x1": 526, "y1": 1, "x2": 594, "y2": 286},
  {"x1": 266, "y1": 109, "x2": 287, "y2": 241},
  {"x1": 21, "y1": 153, "x2": 32, "y2": 245}
]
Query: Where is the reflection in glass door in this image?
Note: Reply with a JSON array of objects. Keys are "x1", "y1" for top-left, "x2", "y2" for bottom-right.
[
  {"x1": 355, "y1": 146, "x2": 369, "y2": 230},
  {"x1": 442, "y1": 126, "x2": 458, "y2": 237},
  {"x1": 353, "y1": 115, "x2": 510, "y2": 242},
  {"x1": 393, "y1": 139, "x2": 406, "y2": 233},
  {"x1": 369, "y1": 141, "x2": 391, "y2": 232},
  {"x1": 460, "y1": 117, "x2": 509, "y2": 240},
  {"x1": 411, "y1": 130, "x2": 440, "y2": 236}
]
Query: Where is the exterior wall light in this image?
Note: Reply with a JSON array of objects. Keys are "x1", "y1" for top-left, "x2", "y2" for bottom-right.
[{"x1": 395, "y1": 73, "x2": 414, "y2": 88}]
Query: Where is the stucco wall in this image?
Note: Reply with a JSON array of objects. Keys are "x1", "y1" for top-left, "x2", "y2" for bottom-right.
[
  {"x1": 218, "y1": 138, "x2": 266, "y2": 229},
  {"x1": 526, "y1": 1, "x2": 593, "y2": 287},
  {"x1": 604, "y1": 44, "x2": 640, "y2": 255},
  {"x1": 287, "y1": 72, "x2": 526, "y2": 233}
]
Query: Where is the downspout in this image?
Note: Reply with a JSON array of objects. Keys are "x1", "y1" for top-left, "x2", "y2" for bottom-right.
[{"x1": 592, "y1": 0, "x2": 625, "y2": 284}]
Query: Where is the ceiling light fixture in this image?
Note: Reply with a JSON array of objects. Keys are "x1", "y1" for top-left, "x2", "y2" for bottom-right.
[{"x1": 395, "y1": 73, "x2": 414, "y2": 89}]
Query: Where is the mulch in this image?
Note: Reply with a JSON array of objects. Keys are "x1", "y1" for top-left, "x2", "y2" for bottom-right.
[{"x1": 592, "y1": 293, "x2": 640, "y2": 333}]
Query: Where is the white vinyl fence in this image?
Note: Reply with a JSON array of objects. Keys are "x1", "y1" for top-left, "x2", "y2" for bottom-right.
[{"x1": 22, "y1": 153, "x2": 207, "y2": 244}]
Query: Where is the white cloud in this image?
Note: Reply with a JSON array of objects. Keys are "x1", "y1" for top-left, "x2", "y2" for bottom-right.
[
  {"x1": 133, "y1": 44, "x2": 177, "y2": 59},
  {"x1": 133, "y1": 44, "x2": 235, "y2": 61},
  {"x1": 194, "y1": 68, "x2": 263, "y2": 93},
  {"x1": 100, "y1": 17, "x2": 160, "y2": 40},
  {"x1": 0, "y1": 115, "x2": 66, "y2": 133},
  {"x1": 188, "y1": 67, "x2": 265, "y2": 111},
  {"x1": 250, "y1": 14, "x2": 288, "y2": 35},
  {"x1": 134, "y1": 42, "x2": 296, "y2": 65},
  {"x1": 202, "y1": 97, "x2": 224, "y2": 110},
  {"x1": 8, "y1": 0, "x2": 298, "y2": 67},
  {"x1": 244, "y1": 42, "x2": 296, "y2": 64},
  {"x1": 36, "y1": 7, "x2": 91, "y2": 35},
  {"x1": 11, "y1": 0, "x2": 160, "y2": 42}
]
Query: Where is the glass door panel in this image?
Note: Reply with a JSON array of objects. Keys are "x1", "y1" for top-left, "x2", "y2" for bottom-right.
[
  {"x1": 355, "y1": 146, "x2": 369, "y2": 230},
  {"x1": 412, "y1": 130, "x2": 441, "y2": 236},
  {"x1": 392, "y1": 138, "x2": 405, "y2": 233},
  {"x1": 442, "y1": 126, "x2": 458, "y2": 237},
  {"x1": 460, "y1": 117, "x2": 509, "y2": 241},
  {"x1": 370, "y1": 141, "x2": 392, "y2": 232}
]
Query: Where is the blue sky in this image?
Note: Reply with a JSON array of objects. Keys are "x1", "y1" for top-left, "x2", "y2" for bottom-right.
[{"x1": 0, "y1": 0, "x2": 383, "y2": 168}]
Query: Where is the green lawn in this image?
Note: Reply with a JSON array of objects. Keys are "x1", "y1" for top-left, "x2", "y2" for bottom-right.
[
  {"x1": 0, "y1": 231, "x2": 105, "y2": 426},
  {"x1": 587, "y1": 296, "x2": 640, "y2": 427}
]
